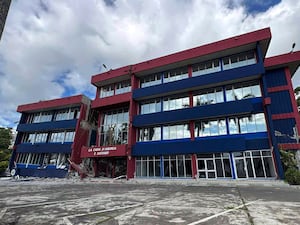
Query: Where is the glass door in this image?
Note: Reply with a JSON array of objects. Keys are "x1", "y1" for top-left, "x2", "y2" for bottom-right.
[{"x1": 197, "y1": 159, "x2": 216, "y2": 179}]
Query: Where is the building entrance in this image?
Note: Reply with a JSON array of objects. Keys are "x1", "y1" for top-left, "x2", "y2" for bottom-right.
[
  {"x1": 196, "y1": 153, "x2": 232, "y2": 179},
  {"x1": 95, "y1": 157, "x2": 127, "y2": 178},
  {"x1": 197, "y1": 159, "x2": 216, "y2": 178}
]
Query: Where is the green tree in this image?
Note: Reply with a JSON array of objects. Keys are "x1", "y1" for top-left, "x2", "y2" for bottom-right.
[{"x1": 0, "y1": 128, "x2": 12, "y2": 174}]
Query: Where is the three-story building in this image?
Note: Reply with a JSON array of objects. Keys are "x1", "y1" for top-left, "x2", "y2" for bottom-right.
[
  {"x1": 10, "y1": 95, "x2": 91, "y2": 178},
  {"x1": 81, "y1": 27, "x2": 300, "y2": 180}
]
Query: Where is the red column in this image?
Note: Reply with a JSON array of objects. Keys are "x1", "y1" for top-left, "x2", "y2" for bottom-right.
[
  {"x1": 127, "y1": 72, "x2": 138, "y2": 179},
  {"x1": 96, "y1": 112, "x2": 102, "y2": 146},
  {"x1": 188, "y1": 65, "x2": 192, "y2": 78},
  {"x1": 192, "y1": 154, "x2": 198, "y2": 179}
]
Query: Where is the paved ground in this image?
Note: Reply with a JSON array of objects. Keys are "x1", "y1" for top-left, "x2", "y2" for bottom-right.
[{"x1": 0, "y1": 178, "x2": 300, "y2": 225}]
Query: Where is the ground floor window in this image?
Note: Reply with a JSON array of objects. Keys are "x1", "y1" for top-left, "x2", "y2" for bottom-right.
[
  {"x1": 16, "y1": 153, "x2": 70, "y2": 169},
  {"x1": 233, "y1": 150, "x2": 275, "y2": 179},
  {"x1": 136, "y1": 156, "x2": 161, "y2": 177},
  {"x1": 135, "y1": 155, "x2": 192, "y2": 178},
  {"x1": 197, "y1": 153, "x2": 232, "y2": 179},
  {"x1": 163, "y1": 155, "x2": 192, "y2": 178}
]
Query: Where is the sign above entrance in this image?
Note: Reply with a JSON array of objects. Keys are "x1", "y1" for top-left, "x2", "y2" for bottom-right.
[{"x1": 80, "y1": 145, "x2": 127, "y2": 158}]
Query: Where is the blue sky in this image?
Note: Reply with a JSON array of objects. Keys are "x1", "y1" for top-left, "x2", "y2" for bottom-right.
[{"x1": 0, "y1": 0, "x2": 299, "y2": 128}]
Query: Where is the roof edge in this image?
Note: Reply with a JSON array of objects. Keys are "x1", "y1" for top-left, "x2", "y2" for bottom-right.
[
  {"x1": 264, "y1": 51, "x2": 300, "y2": 75},
  {"x1": 17, "y1": 94, "x2": 91, "y2": 113},
  {"x1": 91, "y1": 27, "x2": 271, "y2": 85}
]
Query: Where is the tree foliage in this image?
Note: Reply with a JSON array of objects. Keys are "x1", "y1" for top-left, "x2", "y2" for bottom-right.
[{"x1": 0, "y1": 128, "x2": 12, "y2": 174}]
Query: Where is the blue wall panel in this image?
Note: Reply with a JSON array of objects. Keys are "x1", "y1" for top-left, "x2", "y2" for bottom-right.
[
  {"x1": 265, "y1": 69, "x2": 287, "y2": 88},
  {"x1": 133, "y1": 63, "x2": 265, "y2": 100},
  {"x1": 16, "y1": 143, "x2": 72, "y2": 153},
  {"x1": 16, "y1": 165, "x2": 68, "y2": 178},
  {"x1": 273, "y1": 118, "x2": 297, "y2": 144},
  {"x1": 269, "y1": 91, "x2": 293, "y2": 114},
  {"x1": 132, "y1": 133, "x2": 269, "y2": 156},
  {"x1": 134, "y1": 98, "x2": 263, "y2": 127},
  {"x1": 17, "y1": 119, "x2": 78, "y2": 132}
]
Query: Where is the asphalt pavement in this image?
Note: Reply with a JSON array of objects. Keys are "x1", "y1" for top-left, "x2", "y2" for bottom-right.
[{"x1": 0, "y1": 177, "x2": 300, "y2": 225}]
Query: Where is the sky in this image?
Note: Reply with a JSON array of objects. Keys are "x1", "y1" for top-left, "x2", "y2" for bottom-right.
[{"x1": 0, "y1": 0, "x2": 299, "y2": 128}]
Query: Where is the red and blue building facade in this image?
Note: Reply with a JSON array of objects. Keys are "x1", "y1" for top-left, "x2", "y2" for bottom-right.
[
  {"x1": 10, "y1": 28, "x2": 300, "y2": 179},
  {"x1": 9, "y1": 95, "x2": 91, "y2": 178},
  {"x1": 84, "y1": 27, "x2": 300, "y2": 180}
]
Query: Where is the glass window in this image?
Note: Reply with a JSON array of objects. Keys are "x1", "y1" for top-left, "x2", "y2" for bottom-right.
[
  {"x1": 255, "y1": 113, "x2": 267, "y2": 132},
  {"x1": 100, "y1": 108, "x2": 129, "y2": 146},
  {"x1": 100, "y1": 84, "x2": 114, "y2": 98},
  {"x1": 22, "y1": 133, "x2": 36, "y2": 144},
  {"x1": 223, "y1": 51, "x2": 256, "y2": 70},
  {"x1": 192, "y1": 59, "x2": 221, "y2": 77},
  {"x1": 193, "y1": 88, "x2": 224, "y2": 106},
  {"x1": 54, "y1": 109, "x2": 69, "y2": 121},
  {"x1": 225, "y1": 82, "x2": 261, "y2": 102},
  {"x1": 35, "y1": 133, "x2": 48, "y2": 143},
  {"x1": 239, "y1": 117, "x2": 248, "y2": 134},
  {"x1": 141, "y1": 74, "x2": 162, "y2": 88},
  {"x1": 195, "y1": 119, "x2": 226, "y2": 137},
  {"x1": 115, "y1": 80, "x2": 131, "y2": 95},
  {"x1": 229, "y1": 113, "x2": 267, "y2": 135},
  {"x1": 140, "y1": 99, "x2": 161, "y2": 114},
  {"x1": 50, "y1": 132, "x2": 65, "y2": 143},
  {"x1": 164, "y1": 67, "x2": 188, "y2": 83},
  {"x1": 139, "y1": 127, "x2": 161, "y2": 142},
  {"x1": 49, "y1": 153, "x2": 58, "y2": 165},
  {"x1": 246, "y1": 115, "x2": 256, "y2": 133},
  {"x1": 228, "y1": 118, "x2": 238, "y2": 134},
  {"x1": 39, "y1": 112, "x2": 52, "y2": 122},
  {"x1": 163, "y1": 96, "x2": 189, "y2": 111},
  {"x1": 136, "y1": 156, "x2": 161, "y2": 178},
  {"x1": 65, "y1": 131, "x2": 75, "y2": 142},
  {"x1": 163, "y1": 124, "x2": 190, "y2": 140}
]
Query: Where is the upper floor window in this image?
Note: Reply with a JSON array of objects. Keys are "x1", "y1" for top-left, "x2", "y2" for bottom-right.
[
  {"x1": 163, "y1": 96, "x2": 189, "y2": 111},
  {"x1": 164, "y1": 67, "x2": 188, "y2": 83},
  {"x1": 192, "y1": 59, "x2": 221, "y2": 77},
  {"x1": 100, "y1": 84, "x2": 114, "y2": 98},
  {"x1": 193, "y1": 87, "x2": 224, "y2": 106},
  {"x1": 139, "y1": 127, "x2": 161, "y2": 142},
  {"x1": 28, "y1": 111, "x2": 53, "y2": 123},
  {"x1": 195, "y1": 119, "x2": 227, "y2": 137},
  {"x1": 140, "y1": 99, "x2": 161, "y2": 114},
  {"x1": 163, "y1": 124, "x2": 190, "y2": 140},
  {"x1": 99, "y1": 80, "x2": 131, "y2": 98},
  {"x1": 140, "y1": 74, "x2": 162, "y2": 88},
  {"x1": 223, "y1": 51, "x2": 256, "y2": 70},
  {"x1": 225, "y1": 82, "x2": 261, "y2": 102},
  {"x1": 228, "y1": 113, "x2": 267, "y2": 134},
  {"x1": 35, "y1": 132, "x2": 48, "y2": 143},
  {"x1": 22, "y1": 133, "x2": 36, "y2": 144},
  {"x1": 115, "y1": 80, "x2": 131, "y2": 95},
  {"x1": 54, "y1": 107, "x2": 80, "y2": 121},
  {"x1": 100, "y1": 108, "x2": 129, "y2": 146},
  {"x1": 49, "y1": 130, "x2": 75, "y2": 143}
]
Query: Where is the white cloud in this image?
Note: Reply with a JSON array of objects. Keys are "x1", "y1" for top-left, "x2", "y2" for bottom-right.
[{"x1": 0, "y1": 0, "x2": 299, "y2": 128}]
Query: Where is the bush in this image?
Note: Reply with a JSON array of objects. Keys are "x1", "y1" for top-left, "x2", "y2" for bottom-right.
[
  {"x1": 285, "y1": 168, "x2": 300, "y2": 185},
  {"x1": 0, "y1": 160, "x2": 8, "y2": 174}
]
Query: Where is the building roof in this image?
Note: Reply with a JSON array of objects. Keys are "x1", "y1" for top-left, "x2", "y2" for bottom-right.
[
  {"x1": 17, "y1": 94, "x2": 91, "y2": 113},
  {"x1": 264, "y1": 51, "x2": 300, "y2": 76},
  {"x1": 91, "y1": 27, "x2": 272, "y2": 86}
]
